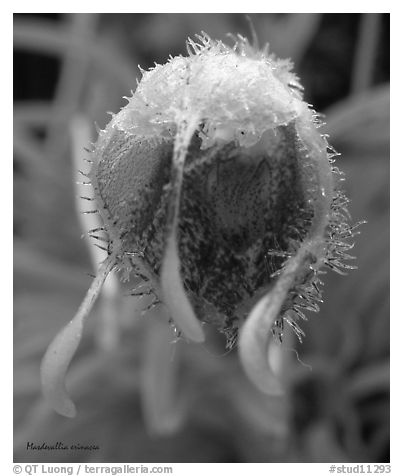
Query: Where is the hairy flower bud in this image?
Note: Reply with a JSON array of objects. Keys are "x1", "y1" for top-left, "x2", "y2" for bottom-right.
[{"x1": 41, "y1": 33, "x2": 361, "y2": 417}]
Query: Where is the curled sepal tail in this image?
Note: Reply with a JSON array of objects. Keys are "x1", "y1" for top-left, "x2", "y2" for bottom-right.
[
  {"x1": 40, "y1": 252, "x2": 117, "y2": 417},
  {"x1": 161, "y1": 230, "x2": 205, "y2": 343},
  {"x1": 238, "y1": 293, "x2": 284, "y2": 396},
  {"x1": 160, "y1": 117, "x2": 205, "y2": 343}
]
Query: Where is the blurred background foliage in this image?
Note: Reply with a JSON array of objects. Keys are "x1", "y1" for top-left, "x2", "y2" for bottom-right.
[{"x1": 13, "y1": 13, "x2": 390, "y2": 463}]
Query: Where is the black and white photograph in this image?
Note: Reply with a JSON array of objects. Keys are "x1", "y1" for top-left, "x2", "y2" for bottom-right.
[{"x1": 13, "y1": 12, "x2": 390, "y2": 467}]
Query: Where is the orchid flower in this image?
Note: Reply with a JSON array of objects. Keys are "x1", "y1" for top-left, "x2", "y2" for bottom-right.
[{"x1": 41, "y1": 33, "x2": 361, "y2": 417}]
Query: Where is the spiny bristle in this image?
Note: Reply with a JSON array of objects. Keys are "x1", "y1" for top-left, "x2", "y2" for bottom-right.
[
  {"x1": 129, "y1": 288, "x2": 157, "y2": 298},
  {"x1": 283, "y1": 315, "x2": 305, "y2": 343},
  {"x1": 266, "y1": 168, "x2": 362, "y2": 344},
  {"x1": 132, "y1": 272, "x2": 150, "y2": 282},
  {"x1": 113, "y1": 258, "x2": 133, "y2": 283},
  {"x1": 272, "y1": 317, "x2": 284, "y2": 344},
  {"x1": 88, "y1": 234, "x2": 109, "y2": 243},
  {"x1": 125, "y1": 250, "x2": 146, "y2": 259},
  {"x1": 224, "y1": 328, "x2": 238, "y2": 350},
  {"x1": 140, "y1": 299, "x2": 161, "y2": 315},
  {"x1": 87, "y1": 227, "x2": 106, "y2": 234},
  {"x1": 126, "y1": 280, "x2": 156, "y2": 295},
  {"x1": 292, "y1": 305, "x2": 308, "y2": 321},
  {"x1": 93, "y1": 243, "x2": 109, "y2": 252},
  {"x1": 266, "y1": 249, "x2": 292, "y2": 259},
  {"x1": 324, "y1": 257, "x2": 357, "y2": 275},
  {"x1": 81, "y1": 210, "x2": 99, "y2": 215}
]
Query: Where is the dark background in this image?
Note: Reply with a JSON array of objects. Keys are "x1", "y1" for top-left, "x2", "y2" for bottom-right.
[{"x1": 14, "y1": 13, "x2": 390, "y2": 463}]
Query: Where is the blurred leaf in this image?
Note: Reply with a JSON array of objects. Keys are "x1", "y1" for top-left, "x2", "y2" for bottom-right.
[
  {"x1": 14, "y1": 18, "x2": 138, "y2": 92},
  {"x1": 254, "y1": 14, "x2": 322, "y2": 66},
  {"x1": 14, "y1": 240, "x2": 88, "y2": 294},
  {"x1": 325, "y1": 84, "x2": 390, "y2": 154},
  {"x1": 346, "y1": 362, "x2": 389, "y2": 399},
  {"x1": 305, "y1": 422, "x2": 349, "y2": 462},
  {"x1": 140, "y1": 313, "x2": 186, "y2": 436}
]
